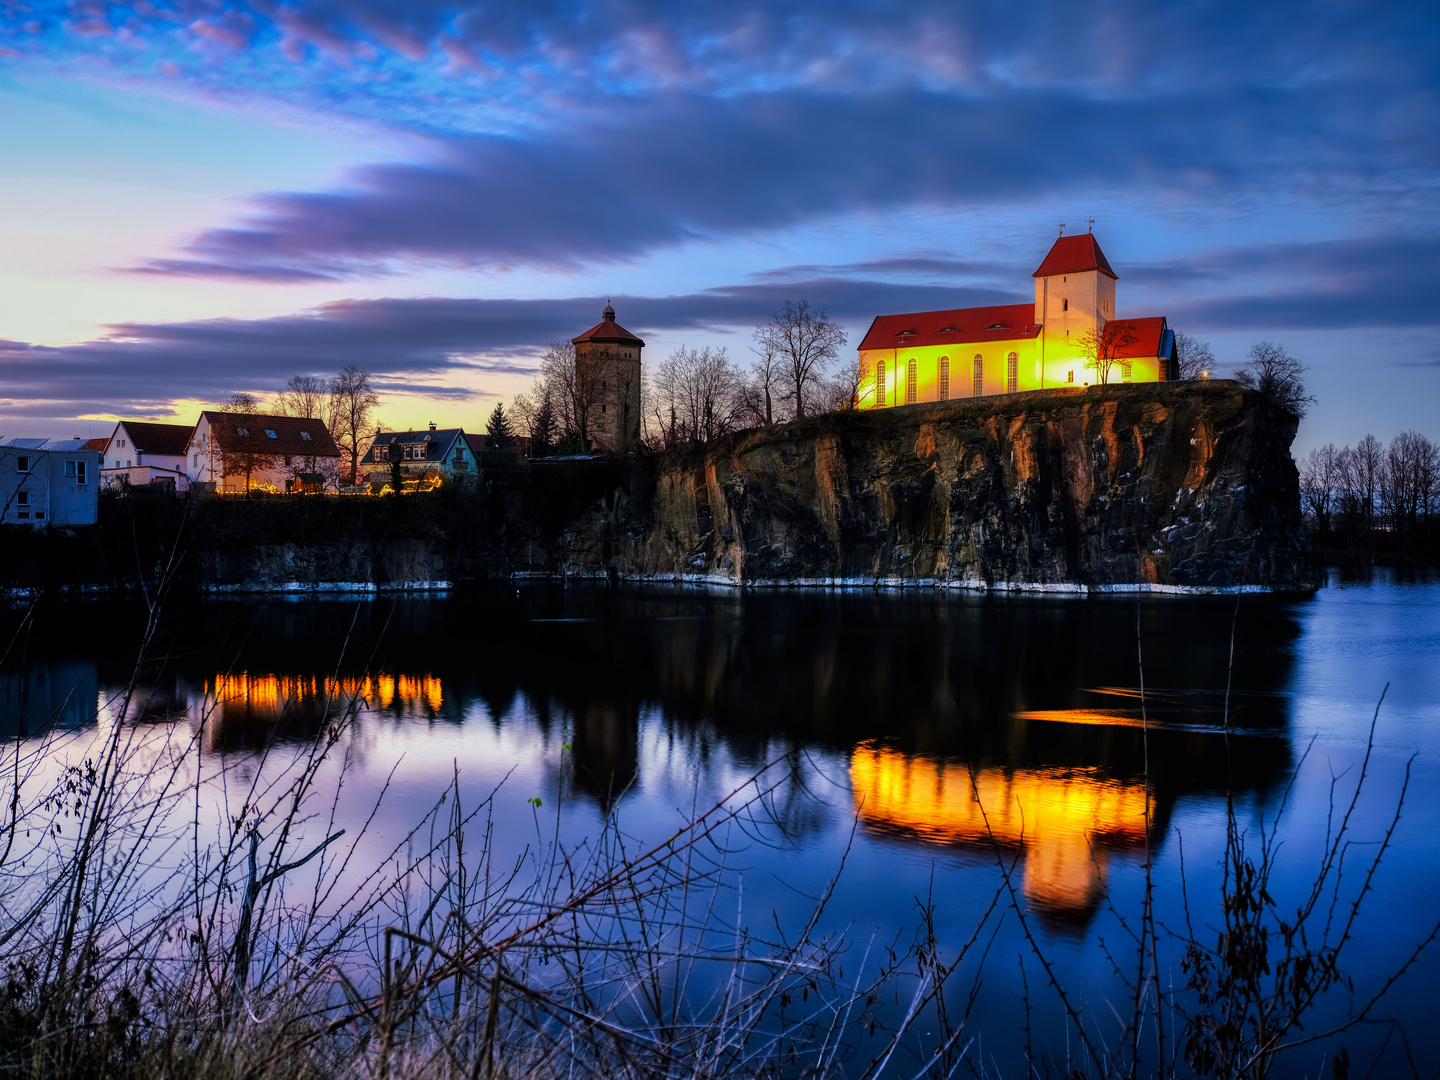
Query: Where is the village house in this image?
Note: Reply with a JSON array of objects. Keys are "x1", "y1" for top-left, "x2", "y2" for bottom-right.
[
  {"x1": 188, "y1": 412, "x2": 342, "y2": 493},
  {"x1": 359, "y1": 425, "x2": 479, "y2": 489},
  {"x1": 100, "y1": 420, "x2": 194, "y2": 491},
  {"x1": 0, "y1": 437, "x2": 101, "y2": 527},
  {"x1": 857, "y1": 231, "x2": 1178, "y2": 409}
]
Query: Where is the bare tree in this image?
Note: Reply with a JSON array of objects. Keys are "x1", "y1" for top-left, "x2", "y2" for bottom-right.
[
  {"x1": 276, "y1": 375, "x2": 329, "y2": 420},
  {"x1": 540, "y1": 341, "x2": 602, "y2": 450},
  {"x1": 220, "y1": 391, "x2": 261, "y2": 413},
  {"x1": 753, "y1": 301, "x2": 847, "y2": 419},
  {"x1": 740, "y1": 344, "x2": 789, "y2": 427},
  {"x1": 1299, "y1": 443, "x2": 1342, "y2": 539},
  {"x1": 328, "y1": 366, "x2": 379, "y2": 486},
  {"x1": 648, "y1": 346, "x2": 742, "y2": 447},
  {"x1": 1078, "y1": 320, "x2": 1140, "y2": 385},
  {"x1": 1173, "y1": 331, "x2": 1216, "y2": 380},
  {"x1": 1338, "y1": 435, "x2": 1386, "y2": 562},
  {"x1": 1382, "y1": 431, "x2": 1438, "y2": 557},
  {"x1": 1235, "y1": 341, "x2": 1315, "y2": 417}
]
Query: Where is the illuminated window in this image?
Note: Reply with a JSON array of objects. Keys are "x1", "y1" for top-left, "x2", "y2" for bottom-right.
[
  {"x1": 1006, "y1": 352, "x2": 1018, "y2": 394},
  {"x1": 938, "y1": 357, "x2": 950, "y2": 400},
  {"x1": 972, "y1": 355, "x2": 984, "y2": 397},
  {"x1": 1067, "y1": 370, "x2": 1074, "y2": 383},
  {"x1": 876, "y1": 361, "x2": 886, "y2": 407},
  {"x1": 1121, "y1": 361, "x2": 1133, "y2": 381},
  {"x1": 906, "y1": 357, "x2": 917, "y2": 404}
]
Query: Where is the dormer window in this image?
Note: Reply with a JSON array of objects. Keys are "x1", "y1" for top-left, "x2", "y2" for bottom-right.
[
  {"x1": 985, "y1": 323, "x2": 1009, "y2": 331},
  {"x1": 264, "y1": 429, "x2": 278, "y2": 439}
]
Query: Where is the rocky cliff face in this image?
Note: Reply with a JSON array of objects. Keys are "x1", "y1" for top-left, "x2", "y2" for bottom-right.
[{"x1": 535, "y1": 381, "x2": 1308, "y2": 591}]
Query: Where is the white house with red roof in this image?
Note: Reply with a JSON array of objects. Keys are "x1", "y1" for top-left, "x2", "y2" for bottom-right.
[
  {"x1": 99, "y1": 420, "x2": 195, "y2": 491},
  {"x1": 856, "y1": 232, "x2": 1177, "y2": 409},
  {"x1": 187, "y1": 411, "x2": 342, "y2": 493}
]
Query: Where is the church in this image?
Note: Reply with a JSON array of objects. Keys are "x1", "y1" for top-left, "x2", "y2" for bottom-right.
[{"x1": 856, "y1": 232, "x2": 1178, "y2": 409}]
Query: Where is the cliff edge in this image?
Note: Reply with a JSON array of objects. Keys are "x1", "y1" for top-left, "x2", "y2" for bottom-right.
[{"x1": 536, "y1": 380, "x2": 1308, "y2": 591}]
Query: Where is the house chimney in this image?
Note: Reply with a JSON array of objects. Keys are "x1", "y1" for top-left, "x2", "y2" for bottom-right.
[{"x1": 429, "y1": 421, "x2": 436, "y2": 431}]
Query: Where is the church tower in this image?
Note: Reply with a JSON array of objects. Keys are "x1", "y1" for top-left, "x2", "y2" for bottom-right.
[
  {"x1": 571, "y1": 303, "x2": 644, "y2": 453},
  {"x1": 1032, "y1": 232, "x2": 1117, "y2": 385}
]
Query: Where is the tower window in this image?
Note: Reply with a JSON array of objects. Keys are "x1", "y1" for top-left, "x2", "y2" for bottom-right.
[
  {"x1": 906, "y1": 357, "x2": 917, "y2": 404},
  {"x1": 875, "y1": 361, "x2": 886, "y2": 407},
  {"x1": 972, "y1": 355, "x2": 984, "y2": 397},
  {"x1": 1006, "y1": 352, "x2": 1018, "y2": 394},
  {"x1": 1062, "y1": 298, "x2": 1068, "y2": 311},
  {"x1": 938, "y1": 357, "x2": 950, "y2": 400}
]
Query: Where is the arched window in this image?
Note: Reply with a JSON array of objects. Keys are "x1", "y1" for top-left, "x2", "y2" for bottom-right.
[
  {"x1": 876, "y1": 360, "x2": 886, "y2": 407},
  {"x1": 1006, "y1": 352, "x2": 1019, "y2": 394},
  {"x1": 972, "y1": 355, "x2": 984, "y2": 397},
  {"x1": 906, "y1": 357, "x2": 918, "y2": 404},
  {"x1": 938, "y1": 357, "x2": 950, "y2": 400},
  {"x1": 1062, "y1": 298, "x2": 1068, "y2": 311}
]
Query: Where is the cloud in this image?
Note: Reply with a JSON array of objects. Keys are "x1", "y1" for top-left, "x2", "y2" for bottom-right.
[{"x1": 126, "y1": 75, "x2": 1435, "y2": 281}]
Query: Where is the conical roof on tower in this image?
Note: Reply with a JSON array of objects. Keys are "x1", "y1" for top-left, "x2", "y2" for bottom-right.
[
  {"x1": 572, "y1": 303, "x2": 645, "y2": 346},
  {"x1": 1032, "y1": 233, "x2": 1117, "y2": 279}
]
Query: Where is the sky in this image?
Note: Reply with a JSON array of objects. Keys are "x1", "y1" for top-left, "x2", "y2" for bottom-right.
[{"x1": 0, "y1": 0, "x2": 1437, "y2": 455}]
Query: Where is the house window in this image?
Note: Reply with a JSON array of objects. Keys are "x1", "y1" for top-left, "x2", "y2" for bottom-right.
[
  {"x1": 1062, "y1": 298, "x2": 1068, "y2": 311},
  {"x1": 283, "y1": 456, "x2": 292, "y2": 467},
  {"x1": 127, "y1": 460, "x2": 132, "y2": 468},
  {"x1": 1006, "y1": 352, "x2": 1018, "y2": 394},
  {"x1": 16, "y1": 456, "x2": 29, "y2": 473},
  {"x1": 194, "y1": 454, "x2": 200, "y2": 467},
  {"x1": 264, "y1": 429, "x2": 278, "y2": 439},
  {"x1": 17, "y1": 492, "x2": 28, "y2": 506},
  {"x1": 75, "y1": 461, "x2": 86, "y2": 484},
  {"x1": 1121, "y1": 361, "x2": 1133, "y2": 381},
  {"x1": 1067, "y1": 370, "x2": 1074, "y2": 383},
  {"x1": 236, "y1": 427, "x2": 249, "y2": 436},
  {"x1": 374, "y1": 447, "x2": 385, "y2": 461},
  {"x1": 117, "y1": 439, "x2": 126, "y2": 448},
  {"x1": 875, "y1": 361, "x2": 886, "y2": 407},
  {"x1": 938, "y1": 357, "x2": 950, "y2": 400},
  {"x1": 906, "y1": 358, "x2": 917, "y2": 404},
  {"x1": 972, "y1": 355, "x2": 984, "y2": 397}
]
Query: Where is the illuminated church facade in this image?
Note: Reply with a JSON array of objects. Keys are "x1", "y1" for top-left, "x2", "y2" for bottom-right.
[{"x1": 856, "y1": 232, "x2": 1178, "y2": 409}]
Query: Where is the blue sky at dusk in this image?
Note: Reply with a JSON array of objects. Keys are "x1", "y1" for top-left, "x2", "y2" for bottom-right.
[{"x1": 1, "y1": 0, "x2": 1437, "y2": 452}]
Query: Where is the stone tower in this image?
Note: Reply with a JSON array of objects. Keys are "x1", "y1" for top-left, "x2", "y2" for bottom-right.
[{"x1": 571, "y1": 303, "x2": 644, "y2": 453}]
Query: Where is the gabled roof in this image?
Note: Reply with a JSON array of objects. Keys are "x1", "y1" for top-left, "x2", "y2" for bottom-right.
[
  {"x1": 80, "y1": 437, "x2": 109, "y2": 453},
  {"x1": 1033, "y1": 233, "x2": 1116, "y2": 279},
  {"x1": 199, "y1": 412, "x2": 341, "y2": 457},
  {"x1": 857, "y1": 303, "x2": 1040, "y2": 352},
  {"x1": 365, "y1": 428, "x2": 466, "y2": 463},
  {"x1": 116, "y1": 420, "x2": 192, "y2": 457},
  {"x1": 1105, "y1": 316, "x2": 1170, "y2": 359}
]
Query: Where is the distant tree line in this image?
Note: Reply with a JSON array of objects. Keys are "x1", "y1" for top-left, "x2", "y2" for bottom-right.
[{"x1": 1300, "y1": 432, "x2": 1440, "y2": 564}]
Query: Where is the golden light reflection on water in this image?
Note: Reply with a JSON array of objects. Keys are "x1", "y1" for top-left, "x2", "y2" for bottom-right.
[
  {"x1": 205, "y1": 672, "x2": 445, "y2": 715},
  {"x1": 849, "y1": 742, "x2": 1152, "y2": 920}
]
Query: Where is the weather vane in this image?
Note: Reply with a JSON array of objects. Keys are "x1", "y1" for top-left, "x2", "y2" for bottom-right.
[
  {"x1": 1087, "y1": 217, "x2": 1095, "y2": 233},
  {"x1": 1057, "y1": 222, "x2": 1066, "y2": 236}
]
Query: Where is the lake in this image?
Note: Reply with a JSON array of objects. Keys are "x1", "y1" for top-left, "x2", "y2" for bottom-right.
[{"x1": 3, "y1": 570, "x2": 1438, "y2": 1077}]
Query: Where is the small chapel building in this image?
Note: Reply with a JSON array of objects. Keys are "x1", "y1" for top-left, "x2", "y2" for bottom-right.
[
  {"x1": 856, "y1": 232, "x2": 1178, "y2": 409},
  {"x1": 572, "y1": 303, "x2": 644, "y2": 453}
]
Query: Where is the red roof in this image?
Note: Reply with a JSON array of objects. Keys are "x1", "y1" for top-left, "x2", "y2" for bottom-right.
[
  {"x1": 118, "y1": 420, "x2": 193, "y2": 457},
  {"x1": 200, "y1": 411, "x2": 341, "y2": 457},
  {"x1": 1106, "y1": 317, "x2": 1168, "y2": 359},
  {"x1": 80, "y1": 437, "x2": 109, "y2": 453},
  {"x1": 572, "y1": 320, "x2": 644, "y2": 346},
  {"x1": 1033, "y1": 234, "x2": 1116, "y2": 279},
  {"x1": 857, "y1": 303, "x2": 1039, "y2": 352}
]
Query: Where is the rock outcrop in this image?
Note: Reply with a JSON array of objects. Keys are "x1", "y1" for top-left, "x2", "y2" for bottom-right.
[{"x1": 527, "y1": 380, "x2": 1308, "y2": 591}]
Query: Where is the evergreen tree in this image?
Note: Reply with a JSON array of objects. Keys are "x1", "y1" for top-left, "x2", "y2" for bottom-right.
[
  {"x1": 531, "y1": 395, "x2": 556, "y2": 457},
  {"x1": 485, "y1": 402, "x2": 515, "y2": 451}
]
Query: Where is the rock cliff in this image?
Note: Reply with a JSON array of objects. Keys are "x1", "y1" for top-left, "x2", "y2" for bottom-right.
[{"x1": 530, "y1": 380, "x2": 1308, "y2": 591}]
